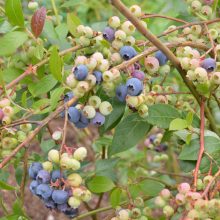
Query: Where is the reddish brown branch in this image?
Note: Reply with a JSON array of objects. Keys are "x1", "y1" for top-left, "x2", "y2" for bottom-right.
[{"x1": 194, "y1": 99, "x2": 205, "y2": 188}]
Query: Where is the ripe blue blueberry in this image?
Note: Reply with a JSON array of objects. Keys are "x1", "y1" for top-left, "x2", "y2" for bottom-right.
[
  {"x1": 131, "y1": 70, "x2": 145, "y2": 81},
  {"x1": 149, "y1": 135, "x2": 156, "y2": 143},
  {"x1": 29, "y1": 180, "x2": 39, "y2": 195},
  {"x1": 120, "y1": 46, "x2": 137, "y2": 60},
  {"x1": 155, "y1": 51, "x2": 168, "y2": 66},
  {"x1": 73, "y1": 64, "x2": 88, "y2": 81},
  {"x1": 116, "y1": 84, "x2": 128, "y2": 102},
  {"x1": 63, "y1": 207, "x2": 79, "y2": 218},
  {"x1": 52, "y1": 190, "x2": 69, "y2": 204},
  {"x1": 44, "y1": 198, "x2": 56, "y2": 209},
  {"x1": 91, "y1": 112, "x2": 105, "y2": 126},
  {"x1": 51, "y1": 170, "x2": 63, "y2": 182},
  {"x1": 201, "y1": 58, "x2": 216, "y2": 72},
  {"x1": 36, "y1": 184, "x2": 53, "y2": 200},
  {"x1": 36, "y1": 170, "x2": 51, "y2": 184},
  {"x1": 74, "y1": 112, "x2": 89, "y2": 129},
  {"x1": 68, "y1": 107, "x2": 81, "y2": 123},
  {"x1": 126, "y1": 78, "x2": 143, "y2": 96},
  {"x1": 103, "y1": 27, "x2": 115, "y2": 42},
  {"x1": 57, "y1": 203, "x2": 68, "y2": 212},
  {"x1": 93, "y1": 71, "x2": 103, "y2": 84},
  {"x1": 28, "y1": 162, "x2": 43, "y2": 179}
]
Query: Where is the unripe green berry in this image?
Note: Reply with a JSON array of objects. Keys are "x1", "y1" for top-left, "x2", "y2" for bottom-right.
[
  {"x1": 99, "y1": 101, "x2": 113, "y2": 116},
  {"x1": 103, "y1": 70, "x2": 114, "y2": 82},
  {"x1": 160, "y1": 189, "x2": 171, "y2": 200},
  {"x1": 118, "y1": 209, "x2": 130, "y2": 220},
  {"x1": 138, "y1": 104, "x2": 148, "y2": 118},
  {"x1": 2, "y1": 106, "x2": 14, "y2": 117},
  {"x1": 81, "y1": 190, "x2": 92, "y2": 202},
  {"x1": 48, "y1": 149, "x2": 60, "y2": 163},
  {"x1": 108, "y1": 16, "x2": 120, "y2": 29},
  {"x1": 131, "y1": 208, "x2": 141, "y2": 218},
  {"x1": 154, "y1": 196, "x2": 166, "y2": 207},
  {"x1": 121, "y1": 21, "x2": 136, "y2": 35},
  {"x1": 66, "y1": 74, "x2": 78, "y2": 88},
  {"x1": 98, "y1": 59, "x2": 110, "y2": 72},
  {"x1": 191, "y1": 0, "x2": 202, "y2": 11},
  {"x1": 68, "y1": 196, "x2": 81, "y2": 208},
  {"x1": 129, "y1": 5, "x2": 142, "y2": 17},
  {"x1": 20, "y1": 123, "x2": 32, "y2": 133},
  {"x1": 67, "y1": 173, "x2": 83, "y2": 187},
  {"x1": 115, "y1": 30, "x2": 126, "y2": 41},
  {"x1": 52, "y1": 130, "x2": 62, "y2": 141},
  {"x1": 73, "y1": 147, "x2": 87, "y2": 161},
  {"x1": 79, "y1": 36, "x2": 90, "y2": 46},
  {"x1": 88, "y1": 96, "x2": 102, "y2": 109},
  {"x1": 163, "y1": 205, "x2": 174, "y2": 217},
  {"x1": 82, "y1": 105, "x2": 96, "y2": 119},
  {"x1": 28, "y1": 1, "x2": 39, "y2": 10},
  {"x1": 42, "y1": 161, "x2": 53, "y2": 172},
  {"x1": 134, "y1": 197, "x2": 144, "y2": 207}
]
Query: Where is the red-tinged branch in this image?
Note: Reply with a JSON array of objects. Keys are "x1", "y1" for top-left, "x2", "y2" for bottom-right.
[
  {"x1": 141, "y1": 13, "x2": 189, "y2": 24},
  {"x1": 194, "y1": 99, "x2": 205, "y2": 188},
  {"x1": 111, "y1": 0, "x2": 220, "y2": 136},
  {"x1": 0, "y1": 97, "x2": 78, "y2": 169},
  {"x1": 0, "y1": 45, "x2": 82, "y2": 96}
]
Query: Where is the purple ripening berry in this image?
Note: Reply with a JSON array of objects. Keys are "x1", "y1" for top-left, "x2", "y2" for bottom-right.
[
  {"x1": 103, "y1": 27, "x2": 115, "y2": 42},
  {"x1": 131, "y1": 70, "x2": 145, "y2": 81}
]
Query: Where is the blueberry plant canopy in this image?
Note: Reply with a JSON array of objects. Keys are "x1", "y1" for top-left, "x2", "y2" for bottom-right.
[{"x1": 1, "y1": 0, "x2": 220, "y2": 219}]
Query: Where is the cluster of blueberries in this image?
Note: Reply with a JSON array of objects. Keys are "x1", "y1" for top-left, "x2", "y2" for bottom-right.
[{"x1": 29, "y1": 162, "x2": 78, "y2": 218}]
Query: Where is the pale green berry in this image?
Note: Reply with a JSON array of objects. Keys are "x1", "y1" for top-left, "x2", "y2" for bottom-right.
[
  {"x1": 155, "y1": 95, "x2": 168, "y2": 104},
  {"x1": 81, "y1": 190, "x2": 92, "y2": 202},
  {"x1": 125, "y1": 36, "x2": 136, "y2": 46},
  {"x1": 121, "y1": 21, "x2": 136, "y2": 35},
  {"x1": 28, "y1": 1, "x2": 39, "y2": 10},
  {"x1": 67, "y1": 173, "x2": 83, "y2": 187},
  {"x1": 99, "y1": 101, "x2": 113, "y2": 116},
  {"x1": 92, "y1": 52, "x2": 104, "y2": 63},
  {"x1": 88, "y1": 96, "x2": 101, "y2": 109},
  {"x1": 195, "y1": 67, "x2": 208, "y2": 82},
  {"x1": 152, "y1": 85, "x2": 163, "y2": 93},
  {"x1": 66, "y1": 74, "x2": 78, "y2": 88},
  {"x1": 175, "y1": 193, "x2": 186, "y2": 205},
  {"x1": 68, "y1": 196, "x2": 81, "y2": 208},
  {"x1": 76, "y1": 25, "x2": 85, "y2": 35},
  {"x1": 145, "y1": 95, "x2": 155, "y2": 105},
  {"x1": 191, "y1": 0, "x2": 202, "y2": 11},
  {"x1": 196, "y1": 179, "x2": 204, "y2": 191},
  {"x1": 112, "y1": 40, "x2": 124, "y2": 50},
  {"x1": 75, "y1": 56, "x2": 87, "y2": 65},
  {"x1": 163, "y1": 205, "x2": 174, "y2": 217},
  {"x1": 82, "y1": 105, "x2": 96, "y2": 119},
  {"x1": 68, "y1": 158, "x2": 81, "y2": 170},
  {"x1": 134, "y1": 197, "x2": 144, "y2": 207},
  {"x1": 76, "y1": 81, "x2": 89, "y2": 93},
  {"x1": 180, "y1": 57, "x2": 190, "y2": 70},
  {"x1": 187, "y1": 70, "x2": 197, "y2": 81},
  {"x1": 86, "y1": 74, "x2": 97, "y2": 88},
  {"x1": 201, "y1": 5, "x2": 212, "y2": 17},
  {"x1": 2, "y1": 116, "x2": 11, "y2": 125},
  {"x1": 3, "y1": 106, "x2": 14, "y2": 117},
  {"x1": 72, "y1": 187, "x2": 84, "y2": 198},
  {"x1": 138, "y1": 104, "x2": 148, "y2": 118},
  {"x1": 131, "y1": 208, "x2": 141, "y2": 218},
  {"x1": 138, "y1": 216, "x2": 148, "y2": 220},
  {"x1": 79, "y1": 36, "x2": 90, "y2": 46},
  {"x1": 129, "y1": 5, "x2": 142, "y2": 17},
  {"x1": 20, "y1": 123, "x2": 32, "y2": 133},
  {"x1": 73, "y1": 147, "x2": 87, "y2": 161},
  {"x1": 83, "y1": 26, "x2": 93, "y2": 38},
  {"x1": 211, "y1": 72, "x2": 220, "y2": 84},
  {"x1": 17, "y1": 131, "x2": 27, "y2": 142},
  {"x1": 2, "y1": 137, "x2": 17, "y2": 149},
  {"x1": 203, "y1": 175, "x2": 214, "y2": 186},
  {"x1": 42, "y1": 161, "x2": 53, "y2": 172},
  {"x1": 110, "y1": 52, "x2": 122, "y2": 65},
  {"x1": 160, "y1": 154, "x2": 169, "y2": 161},
  {"x1": 187, "y1": 209, "x2": 200, "y2": 219},
  {"x1": 140, "y1": 20, "x2": 148, "y2": 29},
  {"x1": 209, "y1": 29, "x2": 218, "y2": 40},
  {"x1": 52, "y1": 130, "x2": 62, "y2": 141},
  {"x1": 191, "y1": 25, "x2": 202, "y2": 36},
  {"x1": 115, "y1": 30, "x2": 127, "y2": 41},
  {"x1": 48, "y1": 149, "x2": 60, "y2": 163},
  {"x1": 160, "y1": 189, "x2": 171, "y2": 200},
  {"x1": 183, "y1": 27, "x2": 191, "y2": 35},
  {"x1": 126, "y1": 95, "x2": 144, "y2": 108},
  {"x1": 154, "y1": 196, "x2": 166, "y2": 208},
  {"x1": 103, "y1": 70, "x2": 114, "y2": 82},
  {"x1": 86, "y1": 58, "x2": 97, "y2": 70},
  {"x1": 108, "y1": 16, "x2": 121, "y2": 29},
  {"x1": 159, "y1": 65, "x2": 170, "y2": 75},
  {"x1": 118, "y1": 209, "x2": 130, "y2": 220},
  {"x1": 98, "y1": 59, "x2": 110, "y2": 72}
]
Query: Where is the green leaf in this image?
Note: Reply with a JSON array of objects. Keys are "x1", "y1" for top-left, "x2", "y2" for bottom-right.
[
  {"x1": 139, "y1": 179, "x2": 165, "y2": 196},
  {"x1": 67, "y1": 13, "x2": 81, "y2": 36},
  {"x1": 110, "y1": 188, "x2": 122, "y2": 207},
  {"x1": 0, "y1": 31, "x2": 28, "y2": 56},
  {"x1": 147, "y1": 104, "x2": 180, "y2": 128},
  {"x1": 87, "y1": 176, "x2": 115, "y2": 193},
  {"x1": 50, "y1": 87, "x2": 65, "y2": 111},
  {"x1": 100, "y1": 98, "x2": 125, "y2": 134},
  {"x1": 179, "y1": 136, "x2": 220, "y2": 160},
  {"x1": 0, "y1": 180, "x2": 16, "y2": 190},
  {"x1": 186, "y1": 112, "x2": 194, "y2": 126},
  {"x1": 49, "y1": 46, "x2": 62, "y2": 81},
  {"x1": 169, "y1": 118, "x2": 188, "y2": 131},
  {"x1": 109, "y1": 113, "x2": 151, "y2": 156},
  {"x1": 40, "y1": 139, "x2": 56, "y2": 153},
  {"x1": 5, "y1": 0, "x2": 24, "y2": 27},
  {"x1": 28, "y1": 75, "x2": 57, "y2": 97},
  {"x1": 95, "y1": 158, "x2": 119, "y2": 180}
]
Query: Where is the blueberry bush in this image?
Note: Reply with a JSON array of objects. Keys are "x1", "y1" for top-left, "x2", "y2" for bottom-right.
[{"x1": 2, "y1": 0, "x2": 220, "y2": 219}]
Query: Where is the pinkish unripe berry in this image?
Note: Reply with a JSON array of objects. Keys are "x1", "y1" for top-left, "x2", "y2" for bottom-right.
[
  {"x1": 175, "y1": 193, "x2": 186, "y2": 205},
  {"x1": 203, "y1": 0, "x2": 214, "y2": 5},
  {"x1": 178, "y1": 182, "x2": 191, "y2": 194},
  {"x1": 144, "y1": 57, "x2": 160, "y2": 74},
  {"x1": 0, "y1": 98, "x2": 10, "y2": 108},
  {"x1": 160, "y1": 189, "x2": 171, "y2": 200},
  {"x1": 201, "y1": 5, "x2": 212, "y2": 17},
  {"x1": 0, "y1": 109, "x2": 4, "y2": 121},
  {"x1": 191, "y1": 1, "x2": 202, "y2": 11}
]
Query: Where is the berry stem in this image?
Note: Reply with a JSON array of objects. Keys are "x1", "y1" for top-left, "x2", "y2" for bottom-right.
[{"x1": 194, "y1": 99, "x2": 205, "y2": 188}]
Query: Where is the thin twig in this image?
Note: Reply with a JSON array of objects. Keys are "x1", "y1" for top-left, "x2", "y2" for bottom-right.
[{"x1": 194, "y1": 99, "x2": 205, "y2": 188}]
